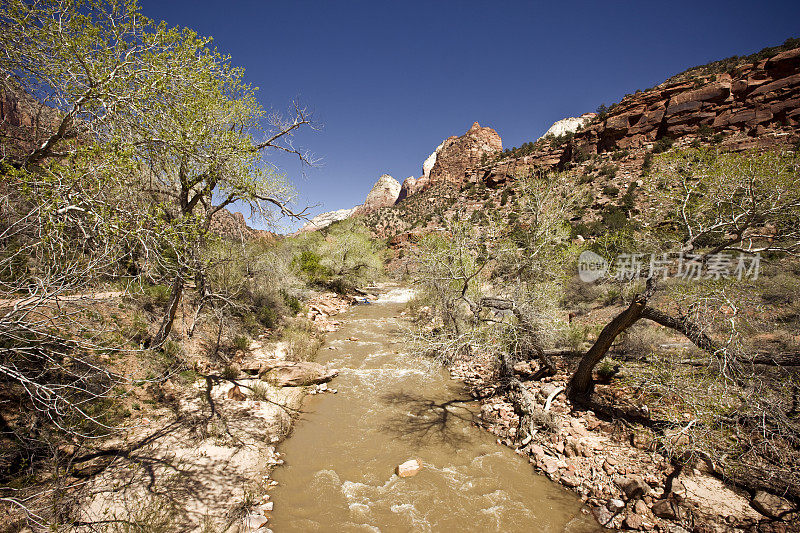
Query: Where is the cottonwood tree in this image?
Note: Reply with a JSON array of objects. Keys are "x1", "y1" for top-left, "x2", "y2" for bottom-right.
[
  {"x1": 124, "y1": 29, "x2": 315, "y2": 346},
  {"x1": 0, "y1": 0, "x2": 315, "y2": 522},
  {"x1": 0, "y1": 149, "x2": 162, "y2": 525},
  {"x1": 411, "y1": 171, "x2": 582, "y2": 439},
  {"x1": 569, "y1": 147, "x2": 800, "y2": 397},
  {"x1": 567, "y1": 147, "x2": 800, "y2": 501},
  {"x1": 1, "y1": 0, "x2": 316, "y2": 347}
]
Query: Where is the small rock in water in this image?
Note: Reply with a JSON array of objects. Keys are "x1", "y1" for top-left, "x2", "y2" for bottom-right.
[{"x1": 396, "y1": 458, "x2": 422, "y2": 478}]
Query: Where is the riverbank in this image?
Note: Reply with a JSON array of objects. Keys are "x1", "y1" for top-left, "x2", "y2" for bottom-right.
[
  {"x1": 58, "y1": 291, "x2": 355, "y2": 533},
  {"x1": 449, "y1": 354, "x2": 799, "y2": 532}
]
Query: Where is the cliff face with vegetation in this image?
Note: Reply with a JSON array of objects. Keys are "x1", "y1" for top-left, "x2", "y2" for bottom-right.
[{"x1": 363, "y1": 41, "x2": 800, "y2": 255}]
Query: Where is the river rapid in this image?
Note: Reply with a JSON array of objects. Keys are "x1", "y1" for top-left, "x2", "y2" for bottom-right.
[{"x1": 269, "y1": 286, "x2": 602, "y2": 532}]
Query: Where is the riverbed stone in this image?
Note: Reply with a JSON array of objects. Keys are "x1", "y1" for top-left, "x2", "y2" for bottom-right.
[
  {"x1": 622, "y1": 512, "x2": 643, "y2": 529},
  {"x1": 260, "y1": 361, "x2": 338, "y2": 387},
  {"x1": 396, "y1": 458, "x2": 422, "y2": 477},
  {"x1": 617, "y1": 475, "x2": 651, "y2": 499},
  {"x1": 751, "y1": 490, "x2": 796, "y2": 519},
  {"x1": 651, "y1": 498, "x2": 680, "y2": 520}
]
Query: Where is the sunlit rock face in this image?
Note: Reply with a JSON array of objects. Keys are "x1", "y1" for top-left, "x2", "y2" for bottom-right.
[
  {"x1": 354, "y1": 174, "x2": 401, "y2": 215},
  {"x1": 401, "y1": 122, "x2": 503, "y2": 200},
  {"x1": 540, "y1": 113, "x2": 597, "y2": 139},
  {"x1": 300, "y1": 174, "x2": 401, "y2": 232},
  {"x1": 298, "y1": 207, "x2": 359, "y2": 232}
]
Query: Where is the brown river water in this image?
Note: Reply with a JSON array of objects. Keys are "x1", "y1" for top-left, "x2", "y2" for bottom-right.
[{"x1": 270, "y1": 286, "x2": 602, "y2": 532}]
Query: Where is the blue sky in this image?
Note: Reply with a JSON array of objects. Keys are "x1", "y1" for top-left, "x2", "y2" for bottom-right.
[{"x1": 140, "y1": 0, "x2": 800, "y2": 232}]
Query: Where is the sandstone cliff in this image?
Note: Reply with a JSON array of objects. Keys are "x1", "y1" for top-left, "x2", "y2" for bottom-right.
[
  {"x1": 404, "y1": 121, "x2": 502, "y2": 197},
  {"x1": 298, "y1": 174, "x2": 401, "y2": 233},
  {"x1": 540, "y1": 113, "x2": 596, "y2": 139},
  {"x1": 353, "y1": 174, "x2": 401, "y2": 215},
  {"x1": 364, "y1": 42, "x2": 800, "y2": 259},
  {"x1": 0, "y1": 80, "x2": 61, "y2": 161}
]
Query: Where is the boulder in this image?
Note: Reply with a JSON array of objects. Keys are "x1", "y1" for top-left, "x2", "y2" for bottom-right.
[
  {"x1": 651, "y1": 498, "x2": 681, "y2": 520},
  {"x1": 751, "y1": 490, "x2": 796, "y2": 519},
  {"x1": 396, "y1": 459, "x2": 422, "y2": 477},
  {"x1": 616, "y1": 475, "x2": 651, "y2": 499},
  {"x1": 622, "y1": 512, "x2": 643, "y2": 530},
  {"x1": 260, "y1": 362, "x2": 338, "y2": 387},
  {"x1": 226, "y1": 385, "x2": 247, "y2": 401}
]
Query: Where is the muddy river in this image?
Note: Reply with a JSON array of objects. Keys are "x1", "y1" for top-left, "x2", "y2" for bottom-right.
[{"x1": 270, "y1": 286, "x2": 601, "y2": 532}]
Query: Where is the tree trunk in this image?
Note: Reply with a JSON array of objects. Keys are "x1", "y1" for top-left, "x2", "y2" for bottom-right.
[
  {"x1": 640, "y1": 306, "x2": 721, "y2": 355},
  {"x1": 152, "y1": 274, "x2": 184, "y2": 347},
  {"x1": 569, "y1": 295, "x2": 648, "y2": 398}
]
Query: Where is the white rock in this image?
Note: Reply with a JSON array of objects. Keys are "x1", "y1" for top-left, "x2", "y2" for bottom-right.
[
  {"x1": 298, "y1": 207, "x2": 358, "y2": 233},
  {"x1": 422, "y1": 140, "x2": 446, "y2": 178},
  {"x1": 396, "y1": 458, "x2": 422, "y2": 478},
  {"x1": 539, "y1": 112, "x2": 596, "y2": 140}
]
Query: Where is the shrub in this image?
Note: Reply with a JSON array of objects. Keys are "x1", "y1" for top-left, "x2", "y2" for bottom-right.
[
  {"x1": 698, "y1": 124, "x2": 714, "y2": 139},
  {"x1": 561, "y1": 275, "x2": 603, "y2": 306},
  {"x1": 283, "y1": 293, "x2": 302, "y2": 315},
  {"x1": 233, "y1": 334, "x2": 250, "y2": 351},
  {"x1": 293, "y1": 250, "x2": 331, "y2": 284},
  {"x1": 652, "y1": 137, "x2": 675, "y2": 154},
  {"x1": 561, "y1": 323, "x2": 591, "y2": 352},
  {"x1": 641, "y1": 152, "x2": 654, "y2": 176},
  {"x1": 595, "y1": 358, "x2": 619, "y2": 382},
  {"x1": 602, "y1": 185, "x2": 620, "y2": 197},
  {"x1": 599, "y1": 163, "x2": 617, "y2": 179},
  {"x1": 758, "y1": 273, "x2": 800, "y2": 304},
  {"x1": 611, "y1": 149, "x2": 629, "y2": 161},
  {"x1": 250, "y1": 382, "x2": 271, "y2": 402},
  {"x1": 284, "y1": 319, "x2": 322, "y2": 361},
  {"x1": 256, "y1": 306, "x2": 279, "y2": 328},
  {"x1": 620, "y1": 324, "x2": 667, "y2": 357}
]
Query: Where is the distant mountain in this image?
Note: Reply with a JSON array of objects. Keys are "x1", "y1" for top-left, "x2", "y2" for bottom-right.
[{"x1": 359, "y1": 40, "x2": 800, "y2": 265}]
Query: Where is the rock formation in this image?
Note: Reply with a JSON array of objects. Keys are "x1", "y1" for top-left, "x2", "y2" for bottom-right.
[
  {"x1": 353, "y1": 174, "x2": 401, "y2": 215},
  {"x1": 208, "y1": 208, "x2": 277, "y2": 242},
  {"x1": 298, "y1": 174, "x2": 401, "y2": 232},
  {"x1": 571, "y1": 46, "x2": 800, "y2": 155},
  {"x1": 1, "y1": 80, "x2": 62, "y2": 160},
  {"x1": 401, "y1": 122, "x2": 503, "y2": 198},
  {"x1": 422, "y1": 140, "x2": 446, "y2": 178},
  {"x1": 396, "y1": 176, "x2": 417, "y2": 203},
  {"x1": 299, "y1": 207, "x2": 359, "y2": 233},
  {"x1": 539, "y1": 113, "x2": 597, "y2": 139}
]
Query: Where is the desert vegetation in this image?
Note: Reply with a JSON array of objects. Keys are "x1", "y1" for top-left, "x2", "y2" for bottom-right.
[
  {"x1": 409, "y1": 146, "x2": 800, "y2": 526},
  {"x1": 0, "y1": 0, "x2": 386, "y2": 528}
]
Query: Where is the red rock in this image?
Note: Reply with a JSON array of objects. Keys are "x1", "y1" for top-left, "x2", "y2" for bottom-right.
[
  {"x1": 622, "y1": 512, "x2": 643, "y2": 530},
  {"x1": 226, "y1": 385, "x2": 247, "y2": 401}
]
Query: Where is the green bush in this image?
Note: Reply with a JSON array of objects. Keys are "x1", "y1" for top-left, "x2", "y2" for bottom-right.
[
  {"x1": 283, "y1": 293, "x2": 302, "y2": 315},
  {"x1": 256, "y1": 306, "x2": 279, "y2": 328},
  {"x1": 758, "y1": 274, "x2": 800, "y2": 304},
  {"x1": 293, "y1": 250, "x2": 331, "y2": 284},
  {"x1": 599, "y1": 163, "x2": 617, "y2": 179},
  {"x1": 233, "y1": 334, "x2": 250, "y2": 351},
  {"x1": 641, "y1": 152, "x2": 654, "y2": 176},
  {"x1": 652, "y1": 137, "x2": 675, "y2": 154},
  {"x1": 602, "y1": 185, "x2": 620, "y2": 197}
]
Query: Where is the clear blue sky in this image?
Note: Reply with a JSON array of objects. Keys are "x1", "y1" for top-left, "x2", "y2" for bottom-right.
[{"x1": 140, "y1": 0, "x2": 800, "y2": 232}]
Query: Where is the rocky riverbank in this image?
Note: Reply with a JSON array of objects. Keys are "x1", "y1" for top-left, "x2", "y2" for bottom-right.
[
  {"x1": 67, "y1": 292, "x2": 356, "y2": 533},
  {"x1": 449, "y1": 355, "x2": 798, "y2": 532}
]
